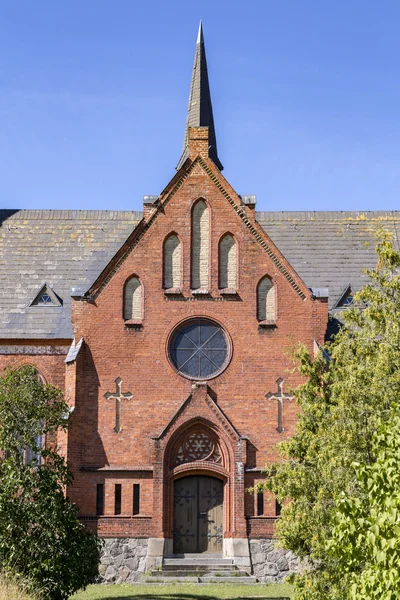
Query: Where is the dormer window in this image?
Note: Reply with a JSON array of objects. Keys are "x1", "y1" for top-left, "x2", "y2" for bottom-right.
[
  {"x1": 30, "y1": 284, "x2": 61, "y2": 307},
  {"x1": 334, "y1": 284, "x2": 354, "y2": 309}
]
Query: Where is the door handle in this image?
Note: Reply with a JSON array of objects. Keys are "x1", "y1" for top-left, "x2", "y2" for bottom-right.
[{"x1": 199, "y1": 512, "x2": 207, "y2": 516}]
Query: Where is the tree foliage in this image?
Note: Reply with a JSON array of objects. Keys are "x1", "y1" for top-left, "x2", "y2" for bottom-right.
[
  {"x1": 262, "y1": 234, "x2": 400, "y2": 600},
  {"x1": 329, "y1": 410, "x2": 400, "y2": 600},
  {"x1": 0, "y1": 366, "x2": 100, "y2": 600}
]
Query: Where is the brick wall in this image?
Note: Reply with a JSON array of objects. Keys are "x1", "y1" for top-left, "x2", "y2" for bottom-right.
[{"x1": 0, "y1": 127, "x2": 328, "y2": 543}]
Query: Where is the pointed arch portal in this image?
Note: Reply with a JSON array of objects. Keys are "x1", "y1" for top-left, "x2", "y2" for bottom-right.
[{"x1": 173, "y1": 475, "x2": 223, "y2": 554}]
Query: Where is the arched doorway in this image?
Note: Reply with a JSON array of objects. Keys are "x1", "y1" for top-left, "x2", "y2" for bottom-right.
[{"x1": 173, "y1": 475, "x2": 223, "y2": 554}]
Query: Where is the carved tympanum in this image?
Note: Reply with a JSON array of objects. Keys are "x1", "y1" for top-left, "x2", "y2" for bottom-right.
[{"x1": 175, "y1": 430, "x2": 222, "y2": 465}]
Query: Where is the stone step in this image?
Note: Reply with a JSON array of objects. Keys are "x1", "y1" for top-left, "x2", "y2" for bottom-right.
[
  {"x1": 145, "y1": 576, "x2": 200, "y2": 583},
  {"x1": 162, "y1": 563, "x2": 235, "y2": 571},
  {"x1": 164, "y1": 557, "x2": 234, "y2": 566},
  {"x1": 173, "y1": 552, "x2": 225, "y2": 560},
  {"x1": 144, "y1": 575, "x2": 259, "y2": 584},
  {"x1": 199, "y1": 576, "x2": 258, "y2": 584},
  {"x1": 152, "y1": 569, "x2": 248, "y2": 578}
]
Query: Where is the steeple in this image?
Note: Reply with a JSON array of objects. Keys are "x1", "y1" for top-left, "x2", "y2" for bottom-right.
[{"x1": 177, "y1": 21, "x2": 223, "y2": 171}]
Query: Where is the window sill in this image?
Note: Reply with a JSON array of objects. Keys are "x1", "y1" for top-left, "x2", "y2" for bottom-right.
[
  {"x1": 191, "y1": 288, "x2": 210, "y2": 296},
  {"x1": 258, "y1": 320, "x2": 277, "y2": 328},
  {"x1": 124, "y1": 319, "x2": 143, "y2": 328},
  {"x1": 220, "y1": 288, "x2": 238, "y2": 296},
  {"x1": 164, "y1": 288, "x2": 182, "y2": 295}
]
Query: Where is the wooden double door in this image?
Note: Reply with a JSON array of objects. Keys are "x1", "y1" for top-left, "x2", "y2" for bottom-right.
[{"x1": 173, "y1": 475, "x2": 223, "y2": 554}]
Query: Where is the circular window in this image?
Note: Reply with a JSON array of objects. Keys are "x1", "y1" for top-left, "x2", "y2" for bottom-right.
[{"x1": 169, "y1": 318, "x2": 230, "y2": 380}]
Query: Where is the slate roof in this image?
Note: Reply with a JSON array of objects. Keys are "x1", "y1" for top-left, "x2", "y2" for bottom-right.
[
  {"x1": 257, "y1": 210, "x2": 400, "y2": 312},
  {"x1": 0, "y1": 209, "x2": 398, "y2": 340},
  {"x1": 176, "y1": 22, "x2": 223, "y2": 171},
  {"x1": 0, "y1": 210, "x2": 141, "y2": 339}
]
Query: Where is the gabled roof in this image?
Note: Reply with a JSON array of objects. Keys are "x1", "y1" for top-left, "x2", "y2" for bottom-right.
[
  {"x1": 0, "y1": 209, "x2": 398, "y2": 340},
  {"x1": 176, "y1": 22, "x2": 223, "y2": 171}
]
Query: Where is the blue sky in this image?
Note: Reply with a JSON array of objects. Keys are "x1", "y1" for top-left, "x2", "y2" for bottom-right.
[{"x1": 1, "y1": 1, "x2": 400, "y2": 212}]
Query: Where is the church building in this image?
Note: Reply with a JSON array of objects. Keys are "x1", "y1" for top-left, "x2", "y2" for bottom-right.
[{"x1": 0, "y1": 24, "x2": 399, "y2": 583}]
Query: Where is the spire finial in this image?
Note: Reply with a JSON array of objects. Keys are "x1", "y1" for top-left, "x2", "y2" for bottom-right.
[
  {"x1": 176, "y1": 22, "x2": 223, "y2": 171},
  {"x1": 197, "y1": 20, "x2": 203, "y2": 44}
]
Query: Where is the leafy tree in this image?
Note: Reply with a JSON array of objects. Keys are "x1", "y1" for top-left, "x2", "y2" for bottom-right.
[
  {"x1": 329, "y1": 409, "x2": 400, "y2": 600},
  {"x1": 262, "y1": 234, "x2": 400, "y2": 600},
  {"x1": 0, "y1": 365, "x2": 100, "y2": 600}
]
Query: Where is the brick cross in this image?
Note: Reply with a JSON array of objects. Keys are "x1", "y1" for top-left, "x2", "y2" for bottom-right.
[
  {"x1": 266, "y1": 378, "x2": 294, "y2": 433},
  {"x1": 104, "y1": 377, "x2": 133, "y2": 433}
]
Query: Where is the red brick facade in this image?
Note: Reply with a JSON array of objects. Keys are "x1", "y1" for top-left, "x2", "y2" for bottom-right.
[
  {"x1": 65, "y1": 129, "x2": 326, "y2": 542},
  {"x1": 0, "y1": 129, "x2": 327, "y2": 559}
]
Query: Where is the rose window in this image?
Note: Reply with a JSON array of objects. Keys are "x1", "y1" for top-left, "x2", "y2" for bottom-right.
[
  {"x1": 169, "y1": 318, "x2": 230, "y2": 380},
  {"x1": 175, "y1": 431, "x2": 222, "y2": 466}
]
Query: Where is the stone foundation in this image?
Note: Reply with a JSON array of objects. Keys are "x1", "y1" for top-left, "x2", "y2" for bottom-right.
[
  {"x1": 249, "y1": 539, "x2": 302, "y2": 583},
  {"x1": 98, "y1": 537, "x2": 302, "y2": 584},
  {"x1": 98, "y1": 538, "x2": 148, "y2": 584}
]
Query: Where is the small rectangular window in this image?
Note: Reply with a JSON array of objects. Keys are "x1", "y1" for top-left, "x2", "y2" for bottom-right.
[
  {"x1": 276, "y1": 500, "x2": 282, "y2": 516},
  {"x1": 96, "y1": 484, "x2": 104, "y2": 516},
  {"x1": 257, "y1": 491, "x2": 264, "y2": 516},
  {"x1": 115, "y1": 484, "x2": 122, "y2": 515},
  {"x1": 133, "y1": 484, "x2": 140, "y2": 515}
]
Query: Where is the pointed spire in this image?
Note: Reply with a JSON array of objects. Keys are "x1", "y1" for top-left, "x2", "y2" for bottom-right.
[{"x1": 177, "y1": 21, "x2": 223, "y2": 171}]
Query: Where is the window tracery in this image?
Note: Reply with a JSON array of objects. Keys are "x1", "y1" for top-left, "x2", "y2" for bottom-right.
[{"x1": 175, "y1": 429, "x2": 222, "y2": 466}]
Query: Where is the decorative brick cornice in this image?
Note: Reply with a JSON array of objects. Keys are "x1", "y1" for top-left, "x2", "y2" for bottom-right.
[
  {"x1": 197, "y1": 158, "x2": 307, "y2": 299},
  {"x1": 89, "y1": 159, "x2": 200, "y2": 299}
]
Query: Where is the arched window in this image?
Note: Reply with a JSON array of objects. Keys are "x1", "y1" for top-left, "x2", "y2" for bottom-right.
[
  {"x1": 123, "y1": 276, "x2": 142, "y2": 321},
  {"x1": 163, "y1": 234, "x2": 181, "y2": 289},
  {"x1": 191, "y1": 200, "x2": 209, "y2": 290},
  {"x1": 18, "y1": 367, "x2": 44, "y2": 465},
  {"x1": 257, "y1": 276, "x2": 276, "y2": 321},
  {"x1": 219, "y1": 233, "x2": 236, "y2": 289}
]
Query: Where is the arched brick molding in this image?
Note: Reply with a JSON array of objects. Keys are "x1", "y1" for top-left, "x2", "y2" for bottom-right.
[{"x1": 162, "y1": 418, "x2": 235, "y2": 544}]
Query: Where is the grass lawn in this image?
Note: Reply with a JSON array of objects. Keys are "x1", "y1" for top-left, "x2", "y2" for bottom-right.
[{"x1": 71, "y1": 583, "x2": 294, "y2": 600}]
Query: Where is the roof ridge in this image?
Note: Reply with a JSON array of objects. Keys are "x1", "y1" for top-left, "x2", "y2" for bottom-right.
[{"x1": 0, "y1": 209, "x2": 143, "y2": 221}]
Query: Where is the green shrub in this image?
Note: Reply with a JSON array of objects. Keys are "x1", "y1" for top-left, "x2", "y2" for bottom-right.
[{"x1": 0, "y1": 366, "x2": 100, "y2": 600}]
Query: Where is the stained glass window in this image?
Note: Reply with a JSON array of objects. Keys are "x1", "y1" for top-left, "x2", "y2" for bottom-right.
[{"x1": 169, "y1": 318, "x2": 230, "y2": 380}]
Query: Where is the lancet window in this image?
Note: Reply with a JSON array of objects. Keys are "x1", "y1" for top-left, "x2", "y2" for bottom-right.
[
  {"x1": 219, "y1": 233, "x2": 236, "y2": 290},
  {"x1": 191, "y1": 200, "x2": 209, "y2": 290},
  {"x1": 257, "y1": 276, "x2": 276, "y2": 321},
  {"x1": 123, "y1": 276, "x2": 142, "y2": 321},
  {"x1": 163, "y1": 233, "x2": 181, "y2": 289}
]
